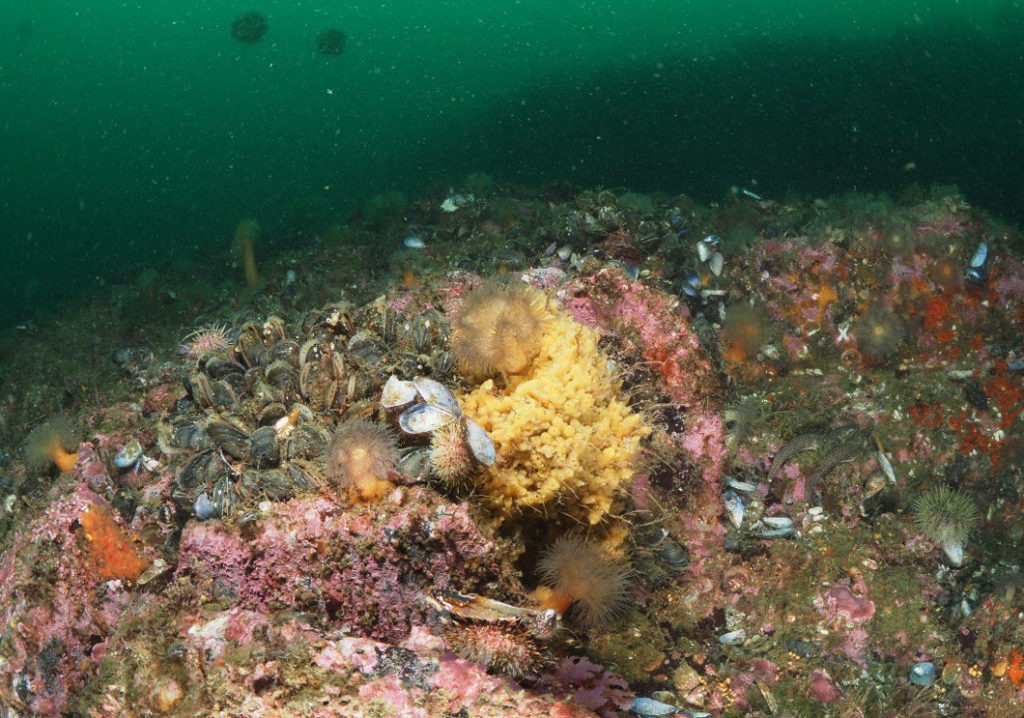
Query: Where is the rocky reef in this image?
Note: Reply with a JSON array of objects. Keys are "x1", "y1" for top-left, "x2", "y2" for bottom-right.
[{"x1": 1, "y1": 181, "x2": 1023, "y2": 716}]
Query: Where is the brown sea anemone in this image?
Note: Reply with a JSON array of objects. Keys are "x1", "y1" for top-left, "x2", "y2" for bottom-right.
[
  {"x1": 535, "y1": 535, "x2": 630, "y2": 627},
  {"x1": 325, "y1": 418, "x2": 399, "y2": 503},
  {"x1": 928, "y1": 256, "x2": 962, "y2": 291},
  {"x1": 880, "y1": 221, "x2": 916, "y2": 257},
  {"x1": 180, "y1": 324, "x2": 231, "y2": 363},
  {"x1": 854, "y1": 305, "x2": 906, "y2": 360},
  {"x1": 232, "y1": 219, "x2": 261, "y2": 288},
  {"x1": 720, "y1": 301, "x2": 773, "y2": 366},
  {"x1": 24, "y1": 416, "x2": 79, "y2": 473},
  {"x1": 450, "y1": 282, "x2": 552, "y2": 379}
]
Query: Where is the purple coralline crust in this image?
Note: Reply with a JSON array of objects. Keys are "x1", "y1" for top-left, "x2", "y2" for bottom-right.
[
  {"x1": 174, "y1": 490, "x2": 509, "y2": 642},
  {"x1": 560, "y1": 269, "x2": 725, "y2": 512},
  {"x1": 0, "y1": 485, "x2": 135, "y2": 716}
]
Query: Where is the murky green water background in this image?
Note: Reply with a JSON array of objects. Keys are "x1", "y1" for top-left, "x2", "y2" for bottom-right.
[{"x1": 1, "y1": 1, "x2": 1021, "y2": 329}]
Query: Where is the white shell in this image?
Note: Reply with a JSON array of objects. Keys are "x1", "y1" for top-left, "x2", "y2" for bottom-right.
[
  {"x1": 696, "y1": 240, "x2": 712, "y2": 262},
  {"x1": 760, "y1": 516, "x2": 793, "y2": 529},
  {"x1": 718, "y1": 629, "x2": 747, "y2": 645},
  {"x1": 114, "y1": 439, "x2": 144, "y2": 468},
  {"x1": 969, "y1": 241, "x2": 988, "y2": 268},
  {"x1": 413, "y1": 376, "x2": 461, "y2": 416},
  {"x1": 723, "y1": 490, "x2": 745, "y2": 529},
  {"x1": 464, "y1": 417, "x2": 495, "y2": 466},
  {"x1": 381, "y1": 375, "x2": 418, "y2": 408},
  {"x1": 709, "y1": 251, "x2": 725, "y2": 276},
  {"x1": 399, "y1": 403, "x2": 456, "y2": 434},
  {"x1": 941, "y1": 539, "x2": 964, "y2": 566},
  {"x1": 877, "y1": 450, "x2": 896, "y2": 484}
]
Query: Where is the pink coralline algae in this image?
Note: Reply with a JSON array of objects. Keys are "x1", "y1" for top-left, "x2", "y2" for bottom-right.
[
  {"x1": 824, "y1": 583, "x2": 876, "y2": 623},
  {"x1": 808, "y1": 667, "x2": 843, "y2": 703},
  {"x1": 561, "y1": 269, "x2": 725, "y2": 509},
  {"x1": 174, "y1": 490, "x2": 514, "y2": 642},
  {"x1": 0, "y1": 485, "x2": 139, "y2": 716}
]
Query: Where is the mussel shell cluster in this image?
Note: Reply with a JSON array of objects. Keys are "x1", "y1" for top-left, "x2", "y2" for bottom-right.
[{"x1": 160, "y1": 303, "x2": 456, "y2": 521}]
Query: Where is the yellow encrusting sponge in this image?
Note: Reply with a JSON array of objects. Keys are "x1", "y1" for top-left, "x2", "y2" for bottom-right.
[{"x1": 459, "y1": 304, "x2": 649, "y2": 533}]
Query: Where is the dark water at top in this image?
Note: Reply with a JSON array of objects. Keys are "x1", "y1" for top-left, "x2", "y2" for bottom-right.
[{"x1": 1, "y1": 0, "x2": 1022, "y2": 331}]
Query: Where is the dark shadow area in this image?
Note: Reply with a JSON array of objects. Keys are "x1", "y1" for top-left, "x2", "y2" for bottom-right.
[{"x1": 421, "y1": 14, "x2": 1024, "y2": 222}]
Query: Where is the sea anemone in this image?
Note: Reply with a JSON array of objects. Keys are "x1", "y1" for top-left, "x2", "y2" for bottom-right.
[
  {"x1": 720, "y1": 301, "x2": 773, "y2": 366},
  {"x1": 880, "y1": 221, "x2": 916, "y2": 257},
  {"x1": 24, "y1": 416, "x2": 79, "y2": 473},
  {"x1": 180, "y1": 324, "x2": 231, "y2": 363},
  {"x1": 325, "y1": 418, "x2": 399, "y2": 503},
  {"x1": 232, "y1": 219, "x2": 261, "y2": 289},
  {"x1": 928, "y1": 256, "x2": 962, "y2": 291},
  {"x1": 450, "y1": 281, "x2": 552, "y2": 379},
  {"x1": 854, "y1": 305, "x2": 906, "y2": 360},
  {"x1": 913, "y1": 485, "x2": 980, "y2": 566},
  {"x1": 443, "y1": 622, "x2": 546, "y2": 677},
  {"x1": 535, "y1": 535, "x2": 630, "y2": 627}
]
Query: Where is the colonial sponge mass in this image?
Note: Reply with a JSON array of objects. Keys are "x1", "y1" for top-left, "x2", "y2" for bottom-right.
[{"x1": 459, "y1": 297, "x2": 649, "y2": 534}]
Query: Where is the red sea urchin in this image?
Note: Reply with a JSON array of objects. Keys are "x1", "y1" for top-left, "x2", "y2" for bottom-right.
[{"x1": 536, "y1": 535, "x2": 630, "y2": 627}]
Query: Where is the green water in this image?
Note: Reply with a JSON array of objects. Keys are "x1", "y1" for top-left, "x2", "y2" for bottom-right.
[{"x1": 1, "y1": 1, "x2": 1021, "y2": 330}]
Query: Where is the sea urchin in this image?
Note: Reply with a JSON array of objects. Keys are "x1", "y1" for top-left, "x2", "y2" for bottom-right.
[{"x1": 913, "y1": 485, "x2": 980, "y2": 566}]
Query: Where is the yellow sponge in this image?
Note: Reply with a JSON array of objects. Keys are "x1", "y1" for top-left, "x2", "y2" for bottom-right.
[{"x1": 460, "y1": 308, "x2": 648, "y2": 533}]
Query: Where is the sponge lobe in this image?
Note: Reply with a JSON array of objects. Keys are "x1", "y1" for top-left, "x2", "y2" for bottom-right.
[{"x1": 451, "y1": 282, "x2": 551, "y2": 379}]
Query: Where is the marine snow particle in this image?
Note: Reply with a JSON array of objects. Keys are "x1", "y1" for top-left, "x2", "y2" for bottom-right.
[
  {"x1": 450, "y1": 282, "x2": 552, "y2": 379},
  {"x1": 536, "y1": 535, "x2": 630, "y2": 627},
  {"x1": 326, "y1": 418, "x2": 399, "y2": 503},
  {"x1": 24, "y1": 416, "x2": 79, "y2": 473},
  {"x1": 443, "y1": 622, "x2": 546, "y2": 677},
  {"x1": 913, "y1": 484, "x2": 979, "y2": 566},
  {"x1": 854, "y1": 305, "x2": 906, "y2": 360}
]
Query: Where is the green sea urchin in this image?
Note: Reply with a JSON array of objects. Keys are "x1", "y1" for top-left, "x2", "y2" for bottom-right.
[{"x1": 913, "y1": 485, "x2": 979, "y2": 566}]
